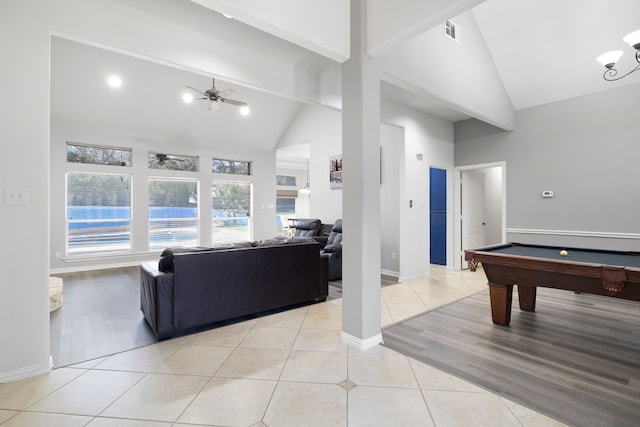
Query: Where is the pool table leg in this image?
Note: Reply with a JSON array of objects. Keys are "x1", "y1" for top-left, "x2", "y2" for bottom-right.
[
  {"x1": 488, "y1": 283, "x2": 513, "y2": 326},
  {"x1": 518, "y1": 285, "x2": 537, "y2": 312}
]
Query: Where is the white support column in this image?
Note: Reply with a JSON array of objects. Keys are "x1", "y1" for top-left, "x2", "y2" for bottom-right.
[{"x1": 341, "y1": 0, "x2": 382, "y2": 349}]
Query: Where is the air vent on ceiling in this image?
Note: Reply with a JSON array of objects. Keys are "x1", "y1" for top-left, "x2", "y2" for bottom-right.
[{"x1": 445, "y1": 20, "x2": 460, "y2": 43}]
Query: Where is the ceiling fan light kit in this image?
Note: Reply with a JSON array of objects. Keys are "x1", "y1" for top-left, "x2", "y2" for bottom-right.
[
  {"x1": 597, "y1": 29, "x2": 640, "y2": 81},
  {"x1": 185, "y1": 78, "x2": 249, "y2": 114}
]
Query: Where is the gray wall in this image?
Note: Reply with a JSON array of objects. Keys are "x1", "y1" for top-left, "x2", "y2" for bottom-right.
[{"x1": 455, "y1": 83, "x2": 640, "y2": 250}]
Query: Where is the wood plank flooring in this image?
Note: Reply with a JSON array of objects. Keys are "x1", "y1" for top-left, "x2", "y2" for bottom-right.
[
  {"x1": 382, "y1": 288, "x2": 640, "y2": 427},
  {"x1": 50, "y1": 266, "x2": 157, "y2": 368}
]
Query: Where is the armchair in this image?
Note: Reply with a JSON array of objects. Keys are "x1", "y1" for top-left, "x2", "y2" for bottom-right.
[
  {"x1": 291, "y1": 218, "x2": 322, "y2": 238},
  {"x1": 322, "y1": 219, "x2": 342, "y2": 280}
]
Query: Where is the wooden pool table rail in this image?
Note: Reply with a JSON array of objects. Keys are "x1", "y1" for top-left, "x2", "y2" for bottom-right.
[{"x1": 464, "y1": 244, "x2": 640, "y2": 326}]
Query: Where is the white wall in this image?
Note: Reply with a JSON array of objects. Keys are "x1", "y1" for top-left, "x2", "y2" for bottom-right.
[
  {"x1": 278, "y1": 99, "x2": 452, "y2": 280},
  {"x1": 380, "y1": 124, "x2": 402, "y2": 275},
  {"x1": 455, "y1": 83, "x2": 640, "y2": 250},
  {"x1": 278, "y1": 104, "x2": 343, "y2": 223},
  {"x1": 368, "y1": 0, "x2": 486, "y2": 56},
  {"x1": 382, "y1": 101, "x2": 455, "y2": 280},
  {"x1": 379, "y1": 10, "x2": 514, "y2": 130},
  {"x1": 0, "y1": 0, "x2": 53, "y2": 382},
  {"x1": 2, "y1": 0, "x2": 327, "y2": 381}
]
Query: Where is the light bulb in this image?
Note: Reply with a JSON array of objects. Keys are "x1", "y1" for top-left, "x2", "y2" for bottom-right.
[
  {"x1": 182, "y1": 93, "x2": 194, "y2": 103},
  {"x1": 596, "y1": 51, "x2": 623, "y2": 68},
  {"x1": 107, "y1": 74, "x2": 122, "y2": 88},
  {"x1": 240, "y1": 105, "x2": 250, "y2": 116},
  {"x1": 623, "y1": 30, "x2": 640, "y2": 50}
]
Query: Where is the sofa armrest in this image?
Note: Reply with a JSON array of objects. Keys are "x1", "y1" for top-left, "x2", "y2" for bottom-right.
[
  {"x1": 323, "y1": 243, "x2": 342, "y2": 253},
  {"x1": 140, "y1": 262, "x2": 175, "y2": 339},
  {"x1": 313, "y1": 236, "x2": 329, "y2": 245}
]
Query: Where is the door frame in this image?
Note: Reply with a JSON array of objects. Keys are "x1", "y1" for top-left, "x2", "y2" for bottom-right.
[{"x1": 453, "y1": 161, "x2": 507, "y2": 270}]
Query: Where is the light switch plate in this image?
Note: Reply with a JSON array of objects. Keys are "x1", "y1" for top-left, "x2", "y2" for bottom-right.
[{"x1": 5, "y1": 188, "x2": 28, "y2": 205}]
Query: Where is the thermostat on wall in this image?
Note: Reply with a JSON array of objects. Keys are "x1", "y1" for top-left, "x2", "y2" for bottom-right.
[{"x1": 541, "y1": 190, "x2": 554, "y2": 198}]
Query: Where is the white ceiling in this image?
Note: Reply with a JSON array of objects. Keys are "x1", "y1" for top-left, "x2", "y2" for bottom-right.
[
  {"x1": 50, "y1": 37, "x2": 304, "y2": 151},
  {"x1": 51, "y1": 0, "x2": 640, "y2": 159},
  {"x1": 472, "y1": 0, "x2": 640, "y2": 110}
]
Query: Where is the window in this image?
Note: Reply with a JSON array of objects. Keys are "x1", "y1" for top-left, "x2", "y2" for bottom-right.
[
  {"x1": 66, "y1": 172, "x2": 131, "y2": 256},
  {"x1": 67, "y1": 142, "x2": 132, "y2": 166},
  {"x1": 148, "y1": 178, "x2": 199, "y2": 250},
  {"x1": 276, "y1": 175, "x2": 296, "y2": 186},
  {"x1": 148, "y1": 152, "x2": 198, "y2": 171},
  {"x1": 276, "y1": 190, "x2": 297, "y2": 234},
  {"x1": 212, "y1": 181, "x2": 252, "y2": 244},
  {"x1": 212, "y1": 158, "x2": 251, "y2": 175}
]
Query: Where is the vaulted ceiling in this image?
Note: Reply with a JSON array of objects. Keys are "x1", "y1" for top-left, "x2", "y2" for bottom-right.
[{"x1": 51, "y1": 0, "x2": 640, "y2": 159}]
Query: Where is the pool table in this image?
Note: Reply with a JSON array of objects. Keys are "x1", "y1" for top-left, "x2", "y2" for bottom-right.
[{"x1": 464, "y1": 243, "x2": 640, "y2": 326}]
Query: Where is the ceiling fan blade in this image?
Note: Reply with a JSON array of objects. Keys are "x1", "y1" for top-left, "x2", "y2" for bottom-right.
[
  {"x1": 185, "y1": 85, "x2": 208, "y2": 97},
  {"x1": 218, "y1": 89, "x2": 234, "y2": 98},
  {"x1": 210, "y1": 101, "x2": 221, "y2": 111},
  {"x1": 220, "y1": 98, "x2": 247, "y2": 107}
]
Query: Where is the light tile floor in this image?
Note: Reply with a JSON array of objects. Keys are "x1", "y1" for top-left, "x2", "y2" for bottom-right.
[{"x1": 0, "y1": 266, "x2": 567, "y2": 426}]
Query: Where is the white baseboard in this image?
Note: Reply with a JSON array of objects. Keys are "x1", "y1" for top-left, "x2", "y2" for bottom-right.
[
  {"x1": 397, "y1": 272, "x2": 431, "y2": 283},
  {"x1": 341, "y1": 331, "x2": 383, "y2": 350},
  {"x1": 380, "y1": 269, "x2": 399, "y2": 278},
  {"x1": 0, "y1": 357, "x2": 52, "y2": 383}
]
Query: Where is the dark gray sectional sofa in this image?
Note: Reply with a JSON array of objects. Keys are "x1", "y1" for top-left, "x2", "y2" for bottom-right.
[{"x1": 140, "y1": 238, "x2": 328, "y2": 339}]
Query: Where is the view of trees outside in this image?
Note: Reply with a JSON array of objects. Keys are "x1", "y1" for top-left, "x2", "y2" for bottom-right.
[
  {"x1": 66, "y1": 172, "x2": 132, "y2": 255},
  {"x1": 212, "y1": 181, "x2": 252, "y2": 244},
  {"x1": 276, "y1": 175, "x2": 296, "y2": 186},
  {"x1": 148, "y1": 178, "x2": 199, "y2": 250},
  {"x1": 212, "y1": 158, "x2": 251, "y2": 175},
  {"x1": 66, "y1": 142, "x2": 132, "y2": 167},
  {"x1": 65, "y1": 144, "x2": 256, "y2": 253}
]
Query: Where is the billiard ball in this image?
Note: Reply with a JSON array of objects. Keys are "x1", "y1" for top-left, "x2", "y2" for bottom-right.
[{"x1": 560, "y1": 250, "x2": 568, "y2": 257}]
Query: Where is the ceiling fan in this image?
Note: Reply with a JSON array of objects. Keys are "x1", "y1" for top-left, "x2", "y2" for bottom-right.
[
  {"x1": 150, "y1": 153, "x2": 185, "y2": 169},
  {"x1": 185, "y1": 78, "x2": 247, "y2": 111}
]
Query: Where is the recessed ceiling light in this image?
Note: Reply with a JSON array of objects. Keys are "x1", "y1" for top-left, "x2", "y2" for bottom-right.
[
  {"x1": 182, "y1": 93, "x2": 194, "y2": 103},
  {"x1": 221, "y1": 12, "x2": 233, "y2": 19},
  {"x1": 107, "y1": 74, "x2": 122, "y2": 88},
  {"x1": 240, "y1": 105, "x2": 250, "y2": 116}
]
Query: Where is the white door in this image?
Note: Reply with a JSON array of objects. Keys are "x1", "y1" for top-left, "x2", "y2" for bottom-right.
[{"x1": 461, "y1": 171, "x2": 486, "y2": 268}]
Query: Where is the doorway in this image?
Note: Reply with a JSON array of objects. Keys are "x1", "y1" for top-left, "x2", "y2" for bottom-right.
[{"x1": 454, "y1": 162, "x2": 507, "y2": 270}]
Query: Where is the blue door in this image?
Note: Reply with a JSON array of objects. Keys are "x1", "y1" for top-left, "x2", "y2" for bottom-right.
[{"x1": 430, "y1": 167, "x2": 446, "y2": 265}]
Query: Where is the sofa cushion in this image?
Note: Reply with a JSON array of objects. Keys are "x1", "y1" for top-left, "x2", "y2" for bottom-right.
[
  {"x1": 255, "y1": 238, "x2": 280, "y2": 247},
  {"x1": 323, "y1": 243, "x2": 342, "y2": 253},
  {"x1": 288, "y1": 236, "x2": 318, "y2": 245}
]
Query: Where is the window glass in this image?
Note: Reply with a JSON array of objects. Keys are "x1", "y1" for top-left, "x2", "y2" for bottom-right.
[
  {"x1": 66, "y1": 142, "x2": 132, "y2": 166},
  {"x1": 276, "y1": 175, "x2": 296, "y2": 186},
  {"x1": 66, "y1": 172, "x2": 131, "y2": 255},
  {"x1": 148, "y1": 178, "x2": 199, "y2": 251},
  {"x1": 276, "y1": 196, "x2": 296, "y2": 235},
  {"x1": 148, "y1": 152, "x2": 198, "y2": 171},
  {"x1": 212, "y1": 158, "x2": 251, "y2": 175},
  {"x1": 212, "y1": 181, "x2": 252, "y2": 244}
]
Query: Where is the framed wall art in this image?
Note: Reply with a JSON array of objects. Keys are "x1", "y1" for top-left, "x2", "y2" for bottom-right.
[{"x1": 329, "y1": 155, "x2": 343, "y2": 189}]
